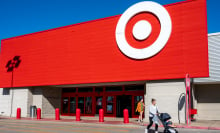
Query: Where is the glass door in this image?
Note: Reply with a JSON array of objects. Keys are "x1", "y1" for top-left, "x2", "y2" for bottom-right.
[
  {"x1": 116, "y1": 95, "x2": 132, "y2": 117},
  {"x1": 77, "y1": 96, "x2": 93, "y2": 115},
  {"x1": 106, "y1": 96, "x2": 115, "y2": 115},
  {"x1": 85, "y1": 97, "x2": 92, "y2": 114},
  {"x1": 78, "y1": 97, "x2": 85, "y2": 114},
  {"x1": 96, "y1": 96, "x2": 103, "y2": 114},
  {"x1": 62, "y1": 97, "x2": 69, "y2": 114},
  {"x1": 70, "y1": 97, "x2": 76, "y2": 114}
]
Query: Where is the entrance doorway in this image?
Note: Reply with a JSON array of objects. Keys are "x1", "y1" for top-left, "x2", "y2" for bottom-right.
[
  {"x1": 77, "y1": 96, "x2": 93, "y2": 115},
  {"x1": 61, "y1": 85, "x2": 144, "y2": 117},
  {"x1": 116, "y1": 95, "x2": 132, "y2": 117}
]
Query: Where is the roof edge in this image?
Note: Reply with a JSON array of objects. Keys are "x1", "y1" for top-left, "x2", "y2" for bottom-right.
[{"x1": 208, "y1": 32, "x2": 220, "y2": 36}]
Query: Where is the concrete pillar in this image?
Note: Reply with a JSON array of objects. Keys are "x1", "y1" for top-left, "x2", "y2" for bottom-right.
[
  {"x1": 144, "y1": 80, "x2": 186, "y2": 123},
  {"x1": 42, "y1": 87, "x2": 61, "y2": 118}
]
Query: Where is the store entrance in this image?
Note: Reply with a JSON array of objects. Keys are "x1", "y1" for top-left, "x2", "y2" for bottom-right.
[
  {"x1": 116, "y1": 95, "x2": 132, "y2": 117},
  {"x1": 61, "y1": 84, "x2": 144, "y2": 117}
]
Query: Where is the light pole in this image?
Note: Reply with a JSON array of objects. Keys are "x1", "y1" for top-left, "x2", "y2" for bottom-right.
[{"x1": 5, "y1": 56, "x2": 21, "y2": 117}]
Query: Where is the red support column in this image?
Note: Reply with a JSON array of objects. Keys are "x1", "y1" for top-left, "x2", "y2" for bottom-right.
[
  {"x1": 123, "y1": 109, "x2": 129, "y2": 123},
  {"x1": 185, "y1": 74, "x2": 191, "y2": 126},
  {"x1": 37, "y1": 108, "x2": 41, "y2": 120},
  {"x1": 55, "y1": 108, "x2": 60, "y2": 120},
  {"x1": 16, "y1": 108, "x2": 21, "y2": 119},
  {"x1": 99, "y1": 109, "x2": 104, "y2": 122},
  {"x1": 76, "y1": 108, "x2": 80, "y2": 121}
]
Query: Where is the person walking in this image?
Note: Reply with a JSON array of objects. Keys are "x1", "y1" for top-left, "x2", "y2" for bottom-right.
[
  {"x1": 145, "y1": 98, "x2": 160, "y2": 133},
  {"x1": 136, "y1": 98, "x2": 144, "y2": 123}
]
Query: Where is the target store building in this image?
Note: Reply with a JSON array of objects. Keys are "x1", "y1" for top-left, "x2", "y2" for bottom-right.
[{"x1": 0, "y1": 0, "x2": 212, "y2": 123}]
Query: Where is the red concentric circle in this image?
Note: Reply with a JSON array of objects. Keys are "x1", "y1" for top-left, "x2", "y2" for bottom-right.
[{"x1": 125, "y1": 12, "x2": 161, "y2": 49}]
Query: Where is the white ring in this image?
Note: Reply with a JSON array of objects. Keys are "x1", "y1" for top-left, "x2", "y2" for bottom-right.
[
  {"x1": 132, "y1": 20, "x2": 152, "y2": 40},
  {"x1": 115, "y1": 1, "x2": 172, "y2": 59}
]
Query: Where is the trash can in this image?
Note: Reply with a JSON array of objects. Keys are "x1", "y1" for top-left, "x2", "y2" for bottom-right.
[{"x1": 30, "y1": 105, "x2": 37, "y2": 118}]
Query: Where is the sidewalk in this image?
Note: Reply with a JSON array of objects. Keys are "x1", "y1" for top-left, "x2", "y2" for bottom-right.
[
  {"x1": 62, "y1": 116, "x2": 220, "y2": 130},
  {"x1": 177, "y1": 120, "x2": 220, "y2": 130},
  {"x1": 1, "y1": 116, "x2": 220, "y2": 130}
]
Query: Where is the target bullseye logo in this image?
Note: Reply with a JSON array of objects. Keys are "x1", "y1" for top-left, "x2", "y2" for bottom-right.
[
  {"x1": 115, "y1": 1, "x2": 172, "y2": 59},
  {"x1": 132, "y1": 20, "x2": 152, "y2": 41}
]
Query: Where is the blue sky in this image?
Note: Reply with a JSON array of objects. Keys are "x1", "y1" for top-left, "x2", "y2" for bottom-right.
[{"x1": 0, "y1": 0, "x2": 219, "y2": 41}]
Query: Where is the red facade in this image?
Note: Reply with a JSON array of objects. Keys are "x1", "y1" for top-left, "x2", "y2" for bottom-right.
[{"x1": 0, "y1": 0, "x2": 208, "y2": 88}]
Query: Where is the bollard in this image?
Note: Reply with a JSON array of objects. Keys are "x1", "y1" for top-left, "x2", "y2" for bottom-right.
[
  {"x1": 55, "y1": 108, "x2": 60, "y2": 120},
  {"x1": 76, "y1": 108, "x2": 80, "y2": 121},
  {"x1": 37, "y1": 108, "x2": 41, "y2": 120},
  {"x1": 16, "y1": 108, "x2": 21, "y2": 119},
  {"x1": 123, "y1": 109, "x2": 129, "y2": 123},
  {"x1": 99, "y1": 109, "x2": 104, "y2": 122}
]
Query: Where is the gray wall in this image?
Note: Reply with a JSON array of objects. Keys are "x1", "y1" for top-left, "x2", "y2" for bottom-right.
[
  {"x1": 42, "y1": 87, "x2": 62, "y2": 117},
  {"x1": 30, "y1": 87, "x2": 62, "y2": 118},
  {"x1": 194, "y1": 84, "x2": 220, "y2": 120},
  {"x1": 145, "y1": 80, "x2": 186, "y2": 123}
]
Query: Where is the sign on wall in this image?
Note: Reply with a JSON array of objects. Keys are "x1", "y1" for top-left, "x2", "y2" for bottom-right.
[{"x1": 0, "y1": 0, "x2": 208, "y2": 87}]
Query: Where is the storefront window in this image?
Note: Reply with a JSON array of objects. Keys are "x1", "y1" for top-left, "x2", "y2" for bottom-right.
[
  {"x1": 125, "y1": 85, "x2": 144, "y2": 91},
  {"x1": 85, "y1": 97, "x2": 92, "y2": 114},
  {"x1": 70, "y1": 97, "x2": 76, "y2": 113},
  {"x1": 96, "y1": 96, "x2": 103, "y2": 114},
  {"x1": 62, "y1": 97, "x2": 69, "y2": 113},
  {"x1": 61, "y1": 85, "x2": 144, "y2": 117},
  {"x1": 106, "y1": 86, "x2": 122, "y2": 92},
  {"x1": 78, "y1": 87, "x2": 93, "y2": 93},
  {"x1": 78, "y1": 97, "x2": 85, "y2": 114},
  {"x1": 95, "y1": 87, "x2": 103, "y2": 92},
  {"x1": 62, "y1": 88, "x2": 76, "y2": 93},
  {"x1": 106, "y1": 96, "x2": 114, "y2": 114}
]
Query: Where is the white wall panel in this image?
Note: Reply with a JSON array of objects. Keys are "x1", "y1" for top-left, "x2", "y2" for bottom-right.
[
  {"x1": 0, "y1": 88, "x2": 11, "y2": 116},
  {"x1": 195, "y1": 33, "x2": 220, "y2": 83}
]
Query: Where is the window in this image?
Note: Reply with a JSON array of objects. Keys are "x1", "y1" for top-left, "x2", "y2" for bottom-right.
[
  {"x1": 95, "y1": 87, "x2": 103, "y2": 92},
  {"x1": 78, "y1": 87, "x2": 93, "y2": 93},
  {"x1": 124, "y1": 85, "x2": 144, "y2": 91},
  {"x1": 85, "y1": 97, "x2": 92, "y2": 114},
  {"x1": 62, "y1": 88, "x2": 76, "y2": 93},
  {"x1": 96, "y1": 96, "x2": 103, "y2": 114},
  {"x1": 2, "y1": 88, "x2": 10, "y2": 95},
  {"x1": 62, "y1": 97, "x2": 69, "y2": 113},
  {"x1": 70, "y1": 97, "x2": 76, "y2": 113},
  {"x1": 78, "y1": 97, "x2": 85, "y2": 114},
  {"x1": 105, "y1": 86, "x2": 122, "y2": 92},
  {"x1": 106, "y1": 96, "x2": 114, "y2": 114}
]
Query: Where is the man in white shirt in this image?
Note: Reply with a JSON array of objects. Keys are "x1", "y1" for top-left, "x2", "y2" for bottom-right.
[{"x1": 145, "y1": 98, "x2": 159, "y2": 133}]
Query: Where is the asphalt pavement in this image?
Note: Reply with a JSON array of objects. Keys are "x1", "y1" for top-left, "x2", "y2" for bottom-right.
[{"x1": 0, "y1": 119, "x2": 219, "y2": 133}]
